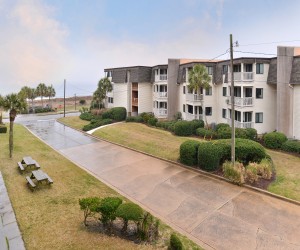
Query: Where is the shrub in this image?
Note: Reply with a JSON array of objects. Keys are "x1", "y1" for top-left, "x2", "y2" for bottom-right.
[
  {"x1": 223, "y1": 161, "x2": 245, "y2": 185},
  {"x1": 198, "y1": 142, "x2": 227, "y2": 171},
  {"x1": 256, "y1": 158, "x2": 273, "y2": 179},
  {"x1": 79, "y1": 99, "x2": 86, "y2": 105},
  {"x1": 148, "y1": 117, "x2": 158, "y2": 126},
  {"x1": 174, "y1": 121, "x2": 193, "y2": 136},
  {"x1": 190, "y1": 120, "x2": 204, "y2": 134},
  {"x1": 169, "y1": 233, "x2": 183, "y2": 250},
  {"x1": 101, "y1": 109, "x2": 113, "y2": 119},
  {"x1": 245, "y1": 128, "x2": 257, "y2": 141},
  {"x1": 0, "y1": 125, "x2": 7, "y2": 133},
  {"x1": 116, "y1": 203, "x2": 143, "y2": 231},
  {"x1": 179, "y1": 140, "x2": 202, "y2": 166},
  {"x1": 126, "y1": 116, "x2": 144, "y2": 123},
  {"x1": 79, "y1": 197, "x2": 101, "y2": 226},
  {"x1": 80, "y1": 112, "x2": 94, "y2": 121},
  {"x1": 159, "y1": 121, "x2": 176, "y2": 132},
  {"x1": 111, "y1": 107, "x2": 127, "y2": 121},
  {"x1": 217, "y1": 127, "x2": 232, "y2": 139},
  {"x1": 263, "y1": 132, "x2": 287, "y2": 149},
  {"x1": 174, "y1": 112, "x2": 182, "y2": 121},
  {"x1": 96, "y1": 197, "x2": 122, "y2": 227},
  {"x1": 245, "y1": 164, "x2": 258, "y2": 184},
  {"x1": 235, "y1": 128, "x2": 248, "y2": 139},
  {"x1": 196, "y1": 128, "x2": 215, "y2": 139},
  {"x1": 281, "y1": 140, "x2": 300, "y2": 154},
  {"x1": 82, "y1": 118, "x2": 113, "y2": 131},
  {"x1": 216, "y1": 123, "x2": 230, "y2": 131},
  {"x1": 138, "y1": 212, "x2": 159, "y2": 242},
  {"x1": 140, "y1": 112, "x2": 154, "y2": 123}
]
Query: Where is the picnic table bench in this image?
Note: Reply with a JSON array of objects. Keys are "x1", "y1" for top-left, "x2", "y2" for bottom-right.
[
  {"x1": 26, "y1": 176, "x2": 36, "y2": 190},
  {"x1": 18, "y1": 156, "x2": 40, "y2": 173},
  {"x1": 26, "y1": 170, "x2": 53, "y2": 191}
]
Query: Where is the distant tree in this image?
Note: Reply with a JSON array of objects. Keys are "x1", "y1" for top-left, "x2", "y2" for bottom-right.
[
  {"x1": 79, "y1": 99, "x2": 86, "y2": 105},
  {"x1": 45, "y1": 85, "x2": 56, "y2": 107},
  {"x1": 92, "y1": 77, "x2": 112, "y2": 109},
  {"x1": 0, "y1": 95, "x2": 3, "y2": 124},
  {"x1": 0, "y1": 93, "x2": 27, "y2": 158},
  {"x1": 28, "y1": 88, "x2": 37, "y2": 110},
  {"x1": 36, "y1": 83, "x2": 47, "y2": 107}
]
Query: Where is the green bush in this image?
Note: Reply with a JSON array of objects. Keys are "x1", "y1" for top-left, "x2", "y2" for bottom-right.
[
  {"x1": 80, "y1": 112, "x2": 94, "y2": 121},
  {"x1": 0, "y1": 125, "x2": 7, "y2": 133},
  {"x1": 169, "y1": 233, "x2": 183, "y2": 250},
  {"x1": 116, "y1": 203, "x2": 143, "y2": 231},
  {"x1": 223, "y1": 161, "x2": 245, "y2": 185},
  {"x1": 263, "y1": 132, "x2": 287, "y2": 149},
  {"x1": 140, "y1": 112, "x2": 154, "y2": 123},
  {"x1": 245, "y1": 128, "x2": 257, "y2": 140},
  {"x1": 235, "y1": 128, "x2": 248, "y2": 139},
  {"x1": 126, "y1": 116, "x2": 144, "y2": 123},
  {"x1": 281, "y1": 140, "x2": 300, "y2": 154},
  {"x1": 198, "y1": 142, "x2": 227, "y2": 171},
  {"x1": 179, "y1": 140, "x2": 202, "y2": 166},
  {"x1": 196, "y1": 128, "x2": 215, "y2": 139},
  {"x1": 190, "y1": 120, "x2": 204, "y2": 134},
  {"x1": 96, "y1": 197, "x2": 122, "y2": 226},
  {"x1": 34, "y1": 107, "x2": 54, "y2": 113},
  {"x1": 216, "y1": 123, "x2": 230, "y2": 131},
  {"x1": 82, "y1": 118, "x2": 113, "y2": 131},
  {"x1": 111, "y1": 107, "x2": 127, "y2": 121},
  {"x1": 79, "y1": 197, "x2": 102, "y2": 226},
  {"x1": 101, "y1": 109, "x2": 113, "y2": 119},
  {"x1": 157, "y1": 121, "x2": 176, "y2": 132},
  {"x1": 217, "y1": 127, "x2": 232, "y2": 139},
  {"x1": 174, "y1": 121, "x2": 193, "y2": 136},
  {"x1": 148, "y1": 117, "x2": 158, "y2": 126}
]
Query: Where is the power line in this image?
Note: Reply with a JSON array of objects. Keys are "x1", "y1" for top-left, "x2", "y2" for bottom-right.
[{"x1": 234, "y1": 50, "x2": 277, "y2": 56}]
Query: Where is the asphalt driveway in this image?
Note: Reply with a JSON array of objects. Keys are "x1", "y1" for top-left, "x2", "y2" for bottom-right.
[{"x1": 19, "y1": 116, "x2": 300, "y2": 250}]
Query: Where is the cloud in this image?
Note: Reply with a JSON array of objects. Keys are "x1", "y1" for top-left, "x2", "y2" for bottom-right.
[{"x1": 0, "y1": 0, "x2": 71, "y2": 95}]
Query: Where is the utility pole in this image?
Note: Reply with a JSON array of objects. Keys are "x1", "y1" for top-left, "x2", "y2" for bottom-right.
[
  {"x1": 64, "y1": 79, "x2": 66, "y2": 117},
  {"x1": 74, "y1": 94, "x2": 77, "y2": 111},
  {"x1": 230, "y1": 34, "x2": 235, "y2": 166}
]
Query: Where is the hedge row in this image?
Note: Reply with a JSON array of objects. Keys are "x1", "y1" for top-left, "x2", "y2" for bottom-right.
[
  {"x1": 0, "y1": 125, "x2": 7, "y2": 133},
  {"x1": 82, "y1": 119, "x2": 113, "y2": 131}
]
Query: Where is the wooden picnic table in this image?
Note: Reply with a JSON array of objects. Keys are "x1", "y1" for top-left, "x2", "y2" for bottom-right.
[
  {"x1": 22, "y1": 156, "x2": 36, "y2": 166},
  {"x1": 30, "y1": 170, "x2": 53, "y2": 185},
  {"x1": 19, "y1": 156, "x2": 40, "y2": 173}
]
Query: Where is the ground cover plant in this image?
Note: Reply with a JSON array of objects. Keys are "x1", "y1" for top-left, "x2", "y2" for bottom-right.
[{"x1": 0, "y1": 124, "x2": 201, "y2": 249}]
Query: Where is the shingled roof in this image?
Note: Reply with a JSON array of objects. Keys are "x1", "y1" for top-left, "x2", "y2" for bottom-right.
[{"x1": 290, "y1": 57, "x2": 300, "y2": 84}]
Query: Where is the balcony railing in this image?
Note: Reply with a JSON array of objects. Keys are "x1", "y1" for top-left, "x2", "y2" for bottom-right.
[
  {"x1": 186, "y1": 93, "x2": 203, "y2": 102},
  {"x1": 227, "y1": 119, "x2": 254, "y2": 128},
  {"x1": 154, "y1": 92, "x2": 167, "y2": 99},
  {"x1": 186, "y1": 113, "x2": 203, "y2": 121},
  {"x1": 227, "y1": 97, "x2": 253, "y2": 107},
  {"x1": 155, "y1": 74, "x2": 168, "y2": 81},
  {"x1": 228, "y1": 72, "x2": 253, "y2": 82},
  {"x1": 132, "y1": 98, "x2": 138, "y2": 106},
  {"x1": 154, "y1": 108, "x2": 167, "y2": 117}
]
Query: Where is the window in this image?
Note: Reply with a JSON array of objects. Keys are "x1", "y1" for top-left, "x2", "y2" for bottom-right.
[
  {"x1": 205, "y1": 107, "x2": 212, "y2": 116},
  {"x1": 235, "y1": 110, "x2": 241, "y2": 122},
  {"x1": 159, "y1": 85, "x2": 167, "y2": 92},
  {"x1": 255, "y1": 113, "x2": 263, "y2": 123},
  {"x1": 159, "y1": 102, "x2": 167, "y2": 109},
  {"x1": 106, "y1": 71, "x2": 112, "y2": 77},
  {"x1": 223, "y1": 87, "x2": 227, "y2": 96},
  {"x1": 245, "y1": 64, "x2": 253, "y2": 72},
  {"x1": 233, "y1": 64, "x2": 241, "y2": 72},
  {"x1": 205, "y1": 87, "x2": 212, "y2": 96},
  {"x1": 256, "y1": 63, "x2": 264, "y2": 74},
  {"x1": 183, "y1": 86, "x2": 186, "y2": 94},
  {"x1": 183, "y1": 104, "x2": 185, "y2": 113},
  {"x1": 245, "y1": 88, "x2": 252, "y2": 98},
  {"x1": 256, "y1": 88, "x2": 263, "y2": 99},
  {"x1": 222, "y1": 65, "x2": 228, "y2": 74},
  {"x1": 206, "y1": 66, "x2": 213, "y2": 75},
  {"x1": 222, "y1": 109, "x2": 226, "y2": 118},
  {"x1": 160, "y1": 69, "x2": 167, "y2": 75},
  {"x1": 108, "y1": 97, "x2": 114, "y2": 104}
]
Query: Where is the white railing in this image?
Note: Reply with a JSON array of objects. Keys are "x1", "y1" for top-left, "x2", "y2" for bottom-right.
[
  {"x1": 154, "y1": 108, "x2": 167, "y2": 117},
  {"x1": 227, "y1": 119, "x2": 254, "y2": 128},
  {"x1": 154, "y1": 92, "x2": 167, "y2": 99},
  {"x1": 227, "y1": 97, "x2": 253, "y2": 107},
  {"x1": 160, "y1": 74, "x2": 167, "y2": 81},
  {"x1": 186, "y1": 113, "x2": 203, "y2": 121},
  {"x1": 186, "y1": 93, "x2": 203, "y2": 102},
  {"x1": 228, "y1": 72, "x2": 253, "y2": 82}
]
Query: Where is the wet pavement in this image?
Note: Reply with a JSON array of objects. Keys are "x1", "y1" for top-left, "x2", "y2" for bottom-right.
[{"x1": 18, "y1": 115, "x2": 300, "y2": 250}]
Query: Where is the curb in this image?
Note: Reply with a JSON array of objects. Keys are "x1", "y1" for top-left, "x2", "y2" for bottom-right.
[{"x1": 57, "y1": 119, "x2": 300, "y2": 207}]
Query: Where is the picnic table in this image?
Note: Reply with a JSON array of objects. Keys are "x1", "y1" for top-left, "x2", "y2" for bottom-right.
[
  {"x1": 26, "y1": 170, "x2": 53, "y2": 190},
  {"x1": 18, "y1": 156, "x2": 40, "y2": 172}
]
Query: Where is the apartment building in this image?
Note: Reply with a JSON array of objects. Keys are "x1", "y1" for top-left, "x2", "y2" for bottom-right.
[{"x1": 104, "y1": 46, "x2": 300, "y2": 139}]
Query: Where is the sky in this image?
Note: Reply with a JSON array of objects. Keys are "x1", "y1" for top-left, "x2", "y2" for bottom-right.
[{"x1": 1, "y1": 0, "x2": 300, "y2": 98}]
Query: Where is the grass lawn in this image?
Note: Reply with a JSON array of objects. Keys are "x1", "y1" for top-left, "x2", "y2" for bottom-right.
[
  {"x1": 57, "y1": 116, "x2": 89, "y2": 130},
  {"x1": 0, "y1": 124, "x2": 201, "y2": 249},
  {"x1": 93, "y1": 123, "x2": 202, "y2": 162}
]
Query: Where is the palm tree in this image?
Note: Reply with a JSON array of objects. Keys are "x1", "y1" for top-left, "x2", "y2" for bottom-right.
[
  {"x1": 46, "y1": 85, "x2": 56, "y2": 108},
  {"x1": 36, "y1": 83, "x2": 47, "y2": 107},
  {"x1": 0, "y1": 93, "x2": 27, "y2": 158},
  {"x1": 19, "y1": 86, "x2": 32, "y2": 111},
  {"x1": 28, "y1": 88, "x2": 37, "y2": 111},
  {"x1": 92, "y1": 77, "x2": 112, "y2": 109},
  {"x1": 188, "y1": 64, "x2": 211, "y2": 127},
  {"x1": 0, "y1": 95, "x2": 3, "y2": 124}
]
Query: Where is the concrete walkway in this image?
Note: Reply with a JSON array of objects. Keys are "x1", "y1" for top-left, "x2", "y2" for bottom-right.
[{"x1": 21, "y1": 118, "x2": 300, "y2": 250}]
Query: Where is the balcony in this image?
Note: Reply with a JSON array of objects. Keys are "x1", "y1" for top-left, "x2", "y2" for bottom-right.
[
  {"x1": 186, "y1": 113, "x2": 203, "y2": 121},
  {"x1": 154, "y1": 92, "x2": 167, "y2": 99},
  {"x1": 228, "y1": 72, "x2": 253, "y2": 82},
  {"x1": 227, "y1": 119, "x2": 254, "y2": 128},
  {"x1": 186, "y1": 93, "x2": 203, "y2": 102},
  {"x1": 155, "y1": 74, "x2": 168, "y2": 82},
  {"x1": 154, "y1": 108, "x2": 167, "y2": 117},
  {"x1": 227, "y1": 97, "x2": 253, "y2": 107},
  {"x1": 132, "y1": 97, "x2": 138, "y2": 106}
]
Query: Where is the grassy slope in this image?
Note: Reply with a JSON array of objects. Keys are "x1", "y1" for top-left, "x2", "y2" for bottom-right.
[{"x1": 57, "y1": 116, "x2": 89, "y2": 130}]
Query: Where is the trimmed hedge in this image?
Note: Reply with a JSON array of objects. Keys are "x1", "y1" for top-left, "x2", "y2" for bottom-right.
[
  {"x1": 196, "y1": 128, "x2": 215, "y2": 139},
  {"x1": 148, "y1": 117, "x2": 158, "y2": 126},
  {"x1": 179, "y1": 140, "x2": 202, "y2": 166},
  {"x1": 281, "y1": 140, "x2": 300, "y2": 154},
  {"x1": 217, "y1": 127, "x2": 231, "y2": 139},
  {"x1": 0, "y1": 126, "x2": 7, "y2": 133},
  {"x1": 156, "y1": 121, "x2": 176, "y2": 132},
  {"x1": 263, "y1": 132, "x2": 287, "y2": 149},
  {"x1": 80, "y1": 112, "x2": 94, "y2": 121},
  {"x1": 174, "y1": 121, "x2": 193, "y2": 136},
  {"x1": 126, "y1": 116, "x2": 144, "y2": 123},
  {"x1": 190, "y1": 120, "x2": 204, "y2": 134},
  {"x1": 111, "y1": 107, "x2": 127, "y2": 121},
  {"x1": 82, "y1": 118, "x2": 113, "y2": 131},
  {"x1": 216, "y1": 123, "x2": 230, "y2": 131},
  {"x1": 245, "y1": 128, "x2": 257, "y2": 141},
  {"x1": 140, "y1": 112, "x2": 154, "y2": 123}
]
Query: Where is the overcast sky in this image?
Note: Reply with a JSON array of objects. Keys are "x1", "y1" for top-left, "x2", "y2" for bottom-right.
[{"x1": 1, "y1": 0, "x2": 300, "y2": 98}]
